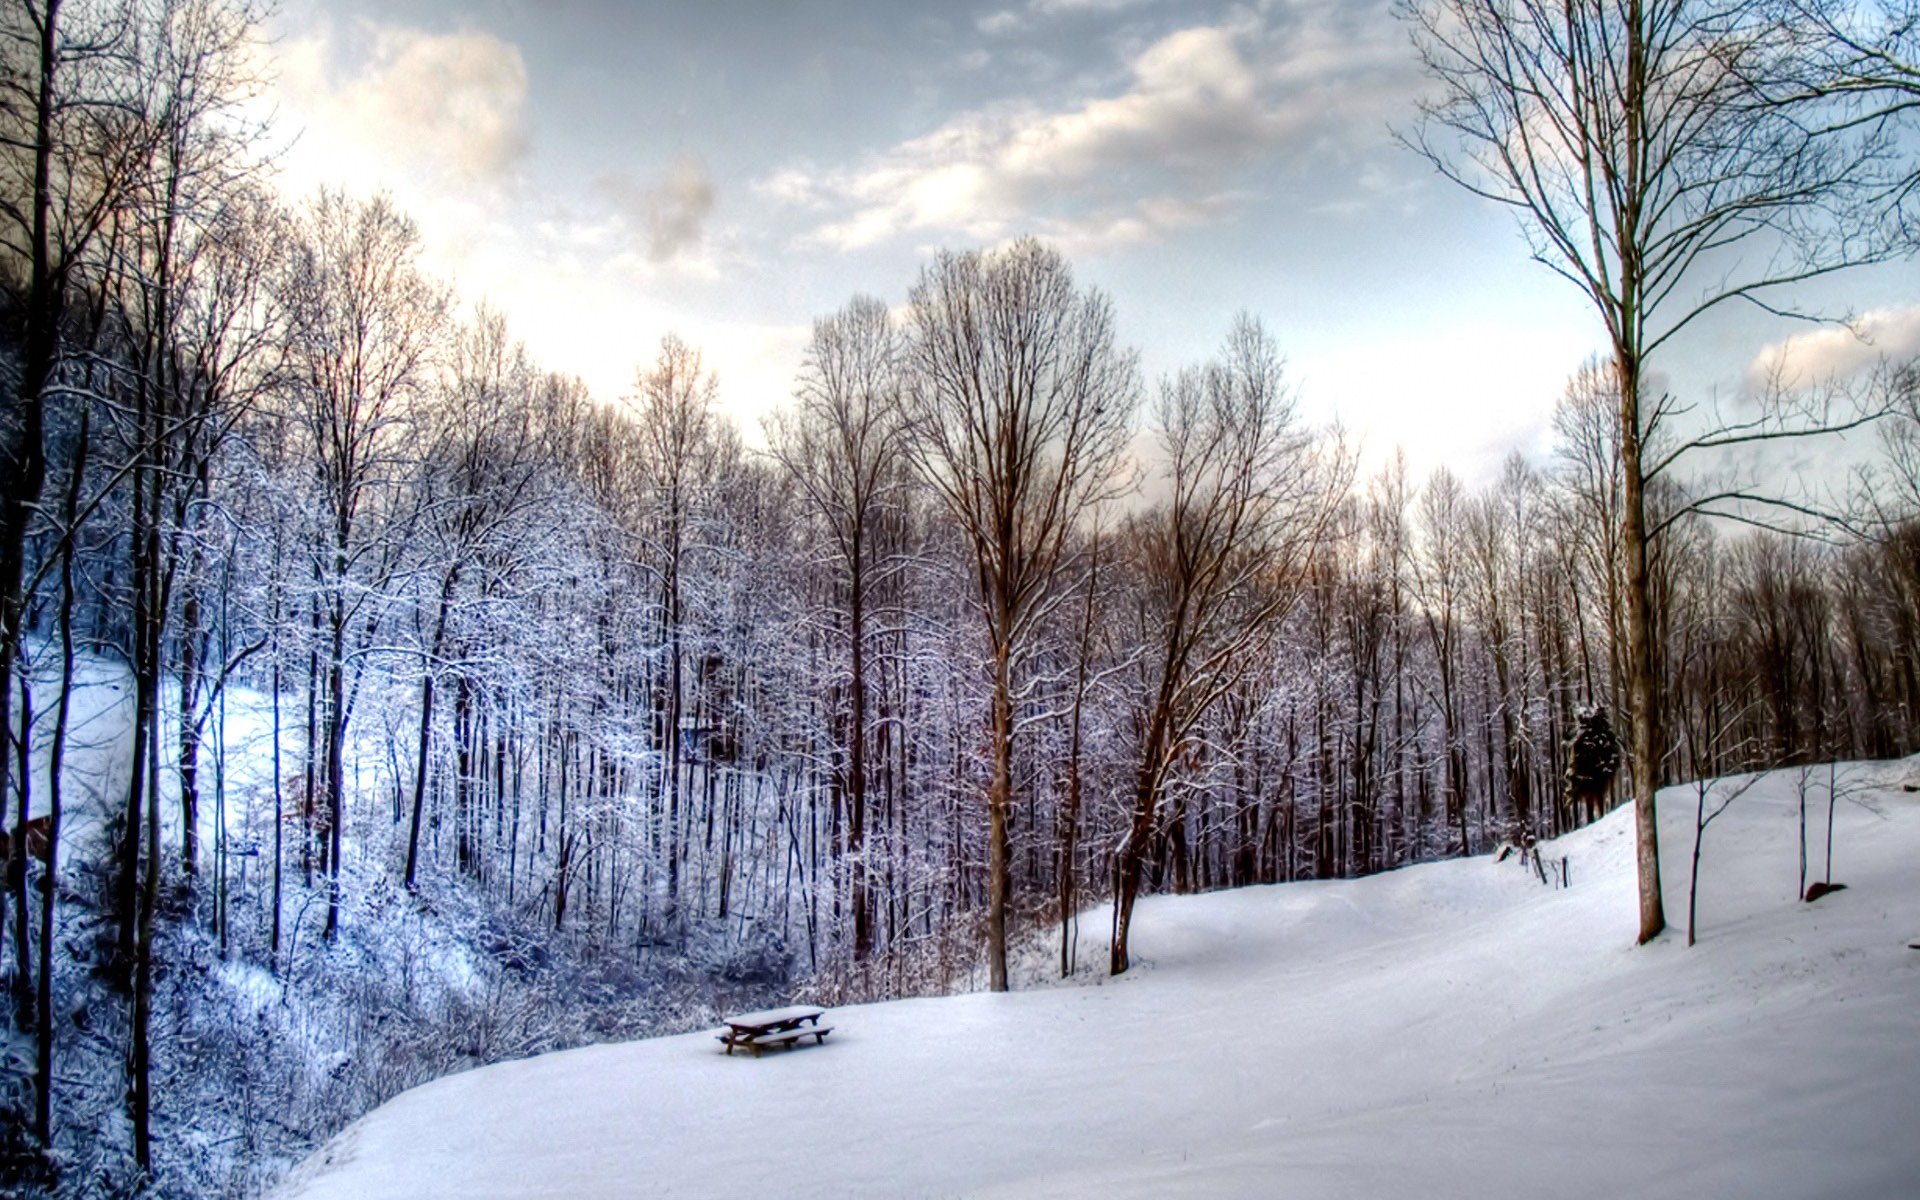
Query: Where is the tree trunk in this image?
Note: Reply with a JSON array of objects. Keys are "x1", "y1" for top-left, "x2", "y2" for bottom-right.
[
  {"x1": 848, "y1": 563, "x2": 871, "y2": 962},
  {"x1": 1111, "y1": 717, "x2": 1169, "y2": 975},
  {"x1": 986, "y1": 639, "x2": 1013, "y2": 992},
  {"x1": 270, "y1": 625, "x2": 284, "y2": 971},
  {"x1": 0, "y1": 0, "x2": 63, "y2": 991},
  {"x1": 1058, "y1": 564, "x2": 1097, "y2": 977},
  {"x1": 35, "y1": 404, "x2": 85, "y2": 1139},
  {"x1": 131, "y1": 669, "x2": 163, "y2": 1170},
  {"x1": 11, "y1": 678, "x2": 31, "y2": 1027},
  {"x1": 177, "y1": 579, "x2": 202, "y2": 877},
  {"x1": 1617, "y1": 349, "x2": 1665, "y2": 944},
  {"x1": 323, "y1": 584, "x2": 347, "y2": 939}
]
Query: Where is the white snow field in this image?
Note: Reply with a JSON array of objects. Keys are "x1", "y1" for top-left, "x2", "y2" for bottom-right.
[{"x1": 275, "y1": 763, "x2": 1920, "y2": 1199}]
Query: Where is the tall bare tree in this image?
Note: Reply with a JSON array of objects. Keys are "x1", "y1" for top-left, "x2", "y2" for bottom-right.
[
  {"x1": 767, "y1": 295, "x2": 907, "y2": 963},
  {"x1": 403, "y1": 306, "x2": 541, "y2": 890},
  {"x1": 0, "y1": 0, "x2": 149, "y2": 1009},
  {"x1": 278, "y1": 189, "x2": 444, "y2": 941},
  {"x1": 1404, "y1": 0, "x2": 1901, "y2": 942},
  {"x1": 903, "y1": 238, "x2": 1137, "y2": 991},
  {"x1": 1412, "y1": 467, "x2": 1476, "y2": 856},
  {"x1": 630, "y1": 333, "x2": 733, "y2": 928},
  {"x1": 1109, "y1": 316, "x2": 1343, "y2": 974}
]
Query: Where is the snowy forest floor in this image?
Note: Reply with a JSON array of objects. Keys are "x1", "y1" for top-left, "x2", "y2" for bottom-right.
[
  {"x1": 0, "y1": 654, "x2": 809, "y2": 1198},
  {"x1": 271, "y1": 760, "x2": 1920, "y2": 1199}
]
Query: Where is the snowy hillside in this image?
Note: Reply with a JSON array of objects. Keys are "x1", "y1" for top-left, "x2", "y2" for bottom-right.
[{"x1": 274, "y1": 763, "x2": 1920, "y2": 1199}]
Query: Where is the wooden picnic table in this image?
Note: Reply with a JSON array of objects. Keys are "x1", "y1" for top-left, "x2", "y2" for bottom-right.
[{"x1": 715, "y1": 1005, "x2": 832, "y2": 1057}]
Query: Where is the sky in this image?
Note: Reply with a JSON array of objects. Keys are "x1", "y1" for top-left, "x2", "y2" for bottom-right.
[{"x1": 258, "y1": 0, "x2": 1920, "y2": 485}]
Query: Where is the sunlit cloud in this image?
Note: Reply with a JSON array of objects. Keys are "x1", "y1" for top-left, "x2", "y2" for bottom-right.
[
  {"x1": 767, "y1": 4, "x2": 1416, "y2": 253},
  {"x1": 260, "y1": 16, "x2": 785, "y2": 428},
  {"x1": 1746, "y1": 307, "x2": 1920, "y2": 392},
  {"x1": 274, "y1": 23, "x2": 530, "y2": 189},
  {"x1": 1041, "y1": 191, "x2": 1245, "y2": 254},
  {"x1": 260, "y1": 18, "x2": 534, "y2": 296}
]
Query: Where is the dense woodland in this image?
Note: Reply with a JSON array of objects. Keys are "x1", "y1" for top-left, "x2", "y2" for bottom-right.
[{"x1": 2, "y1": 0, "x2": 1918, "y2": 1195}]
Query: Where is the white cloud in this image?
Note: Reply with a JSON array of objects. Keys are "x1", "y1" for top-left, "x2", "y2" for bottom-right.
[
  {"x1": 1041, "y1": 191, "x2": 1245, "y2": 255},
  {"x1": 1747, "y1": 307, "x2": 1920, "y2": 392},
  {"x1": 259, "y1": 20, "x2": 537, "y2": 299},
  {"x1": 275, "y1": 23, "x2": 530, "y2": 187},
  {"x1": 766, "y1": 5, "x2": 1413, "y2": 253},
  {"x1": 1031, "y1": 0, "x2": 1157, "y2": 12},
  {"x1": 978, "y1": 10, "x2": 1025, "y2": 36},
  {"x1": 754, "y1": 166, "x2": 827, "y2": 208},
  {"x1": 981, "y1": 0, "x2": 1158, "y2": 36}
]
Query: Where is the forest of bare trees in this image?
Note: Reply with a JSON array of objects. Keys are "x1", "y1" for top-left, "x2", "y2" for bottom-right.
[{"x1": 1, "y1": 0, "x2": 1917, "y2": 1195}]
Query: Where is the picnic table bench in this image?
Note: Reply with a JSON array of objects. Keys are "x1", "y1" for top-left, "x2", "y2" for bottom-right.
[{"x1": 716, "y1": 1005, "x2": 833, "y2": 1057}]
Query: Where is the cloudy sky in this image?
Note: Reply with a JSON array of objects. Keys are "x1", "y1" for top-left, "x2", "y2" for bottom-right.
[{"x1": 262, "y1": 0, "x2": 1920, "y2": 483}]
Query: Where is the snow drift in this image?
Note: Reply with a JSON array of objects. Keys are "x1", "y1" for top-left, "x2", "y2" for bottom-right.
[{"x1": 274, "y1": 762, "x2": 1920, "y2": 1199}]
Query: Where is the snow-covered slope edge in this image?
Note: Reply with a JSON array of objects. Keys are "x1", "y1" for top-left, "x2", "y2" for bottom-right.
[{"x1": 274, "y1": 761, "x2": 1920, "y2": 1200}]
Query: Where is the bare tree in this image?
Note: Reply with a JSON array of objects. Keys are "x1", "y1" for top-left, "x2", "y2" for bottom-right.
[
  {"x1": 0, "y1": 0, "x2": 150, "y2": 1011},
  {"x1": 1404, "y1": 0, "x2": 1900, "y2": 943},
  {"x1": 1553, "y1": 359, "x2": 1630, "y2": 713},
  {"x1": 403, "y1": 306, "x2": 542, "y2": 890},
  {"x1": 628, "y1": 333, "x2": 734, "y2": 929},
  {"x1": 903, "y1": 238, "x2": 1137, "y2": 991},
  {"x1": 1411, "y1": 467, "x2": 1475, "y2": 855},
  {"x1": 1463, "y1": 454, "x2": 1539, "y2": 845},
  {"x1": 1109, "y1": 316, "x2": 1344, "y2": 974},
  {"x1": 767, "y1": 295, "x2": 907, "y2": 963},
  {"x1": 278, "y1": 189, "x2": 445, "y2": 941}
]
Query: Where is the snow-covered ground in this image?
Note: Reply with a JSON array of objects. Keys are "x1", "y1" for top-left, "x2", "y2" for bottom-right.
[
  {"x1": 274, "y1": 762, "x2": 1920, "y2": 1199},
  {"x1": 10, "y1": 648, "x2": 135, "y2": 862},
  {"x1": 9, "y1": 641, "x2": 411, "y2": 893}
]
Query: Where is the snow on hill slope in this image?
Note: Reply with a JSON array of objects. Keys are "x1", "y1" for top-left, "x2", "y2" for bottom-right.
[{"x1": 274, "y1": 763, "x2": 1920, "y2": 1199}]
